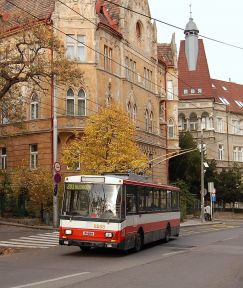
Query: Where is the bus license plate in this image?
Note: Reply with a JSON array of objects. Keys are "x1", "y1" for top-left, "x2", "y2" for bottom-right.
[{"x1": 83, "y1": 231, "x2": 94, "y2": 236}]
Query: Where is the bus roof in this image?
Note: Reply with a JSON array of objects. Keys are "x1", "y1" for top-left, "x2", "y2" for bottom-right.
[{"x1": 65, "y1": 174, "x2": 180, "y2": 191}]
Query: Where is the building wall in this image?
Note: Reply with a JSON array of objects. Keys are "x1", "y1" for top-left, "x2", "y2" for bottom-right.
[{"x1": 0, "y1": 0, "x2": 179, "y2": 185}]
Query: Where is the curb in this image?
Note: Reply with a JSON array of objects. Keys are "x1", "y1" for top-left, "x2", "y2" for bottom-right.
[
  {"x1": 180, "y1": 220, "x2": 223, "y2": 228},
  {"x1": 0, "y1": 220, "x2": 58, "y2": 231}
]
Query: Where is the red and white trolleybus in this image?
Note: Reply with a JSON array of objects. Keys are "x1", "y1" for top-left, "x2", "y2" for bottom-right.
[{"x1": 59, "y1": 173, "x2": 180, "y2": 252}]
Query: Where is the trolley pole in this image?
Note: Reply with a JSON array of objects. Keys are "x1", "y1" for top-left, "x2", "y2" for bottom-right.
[
  {"x1": 53, "y1": 75, "x2": 58, "y2": 228},
  {"x1": 200, "y1": 129, "x2": 205, "y2": 222}
]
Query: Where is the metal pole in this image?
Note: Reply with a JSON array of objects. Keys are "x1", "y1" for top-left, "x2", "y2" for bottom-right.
[
  {"x1": 200, "y1": 129, "x2": 205, "y2": 222},
  {"x1": 53, "y1": 75, "x2": 58, "y2": 228}
]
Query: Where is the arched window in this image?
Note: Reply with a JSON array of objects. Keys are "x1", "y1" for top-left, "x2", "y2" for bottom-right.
[
  {"x1": 132, "y1": 104, "x2": 137, "y2": 123},
  {"x1": 145, "y1": 109, "x2": 149, "y2": 131},
  {"x1": 77, "y1": 88, "x2": 86, "y2": 116},
  {"x1": 67, "y1": 88, "x2": 74, "y2": 116},
  {"x1": 149, "y1": 111, "x2": 153, "y2": 132},
  {"x1": 168, "y1": 119, "x2": 174, "y2": 138},
  {"x1": 136, "y1": 21, "x2": 142, "y2": 39},
  {"x1": 30, "y1": 93, "x2": 39, "y2": 120},
  {"x1": 201, "y1": 112, "x2": 209, "y2": 130},
  {"x1": 127, "y1": 101, "x2": 132, "y2": 117},
  {"x1": 189, "y1": 113, "x2": 198, "y2": 130},
  {"x1": 178, "y1": 113, "x2": 186, "y2": 130}
]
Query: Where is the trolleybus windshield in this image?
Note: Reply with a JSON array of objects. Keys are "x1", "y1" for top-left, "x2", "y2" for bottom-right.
[{"x1": 63, "y1": 183, "x2": 122, "y2": 220}]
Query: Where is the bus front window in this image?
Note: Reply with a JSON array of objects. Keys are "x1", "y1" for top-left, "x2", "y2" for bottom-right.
[{"x1": 63, "y1": 184, "x2": 122, "y2": 220}]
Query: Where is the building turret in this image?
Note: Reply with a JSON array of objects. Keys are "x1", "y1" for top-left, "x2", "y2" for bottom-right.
[{"x1": 184, "y1": 7, "x2": 199, "y2": 71}]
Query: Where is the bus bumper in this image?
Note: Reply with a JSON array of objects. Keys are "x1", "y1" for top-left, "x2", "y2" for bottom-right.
[{"x1": 59, "y1": 238, "x2": 126, "y2": 250}]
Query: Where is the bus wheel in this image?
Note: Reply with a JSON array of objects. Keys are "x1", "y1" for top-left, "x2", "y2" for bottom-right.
[
  {"x1": 164, "y1": 226, "x2": 171, "y2": 243},
  {"x1": 134, "y1": 233, "x2": 143, "y2": 252},
  {"x1": 80, "y1": 246, "x2": 91, "y2": 253}
]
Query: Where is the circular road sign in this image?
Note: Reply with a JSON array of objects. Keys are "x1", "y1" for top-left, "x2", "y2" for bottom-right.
[
  {"x1": 54, "y1": 161, "x2": 61, "y2": 172},
  {"x1": 54, "y1": 172, "x2": 61, "y2": 184}
]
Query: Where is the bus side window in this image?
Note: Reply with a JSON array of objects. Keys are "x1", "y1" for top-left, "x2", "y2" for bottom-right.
[
  {"x1": 172, "y1": 190, "x2": 179, "y2": 210},
  {"x1": 126, "y1": 185, "x2": 137, "y2": 214},
  {"x1": 167, "y1": 190, "x2": 172, "y2": 210},
  {"x1": 160, "y1": 189, "x2": 167, "y2": 210}
]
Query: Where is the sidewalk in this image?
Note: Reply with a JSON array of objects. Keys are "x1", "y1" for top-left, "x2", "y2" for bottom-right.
[
  {"x1": 180, "y1": 218, "x2": 222, "y2": 227},
  {"x1": 0, "y1": 217, "x2": 222, "y2": 230}
]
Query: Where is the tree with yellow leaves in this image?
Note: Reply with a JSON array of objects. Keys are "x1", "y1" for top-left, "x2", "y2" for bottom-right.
[{"x1": 63, "y1": 104, "x2": 149, "y2": 175}]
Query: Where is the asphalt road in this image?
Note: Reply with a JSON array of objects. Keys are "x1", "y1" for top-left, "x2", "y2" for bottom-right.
[{"x1": 0, "y1": 221, "x2": 243, "y2": 288}]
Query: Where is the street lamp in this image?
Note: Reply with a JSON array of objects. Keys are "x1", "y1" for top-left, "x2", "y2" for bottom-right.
[{"x1": 200, "y1": 128, "x2": 205, "y2": 222}]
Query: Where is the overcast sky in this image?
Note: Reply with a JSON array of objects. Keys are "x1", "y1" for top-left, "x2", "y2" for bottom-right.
[{"x1": 148, "y1": 0, "x2": 243, "y2": 84}]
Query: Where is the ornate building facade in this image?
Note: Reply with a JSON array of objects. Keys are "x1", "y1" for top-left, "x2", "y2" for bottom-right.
[
  {"x1": 178, "y1": 15, "x2": 243, "y2": 173},
  {"x1": 0, "y1": 0, "x2": 179, "y2": 184}
]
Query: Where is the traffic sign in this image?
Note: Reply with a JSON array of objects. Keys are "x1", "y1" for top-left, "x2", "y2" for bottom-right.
[
  {"x1": 211, "y1": 193, "x2": 216, "y2": 203},
  {"x1": 54, "y1": 161, "x2": 61, "y2": 172},
  {"x1": 54, "y1": 172, "x2": 61, "y2": 184}
]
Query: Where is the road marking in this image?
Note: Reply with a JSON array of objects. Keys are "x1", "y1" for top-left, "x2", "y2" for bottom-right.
[
  {"x1": 0, "y1": 232, "x2": 59, "y2": 249},
  {"x1": 10, "y1": 272, "x2": 90, "y2": 288},
  {"x1": 163, "y1": 251, "x2": 185, "y2": 257}
]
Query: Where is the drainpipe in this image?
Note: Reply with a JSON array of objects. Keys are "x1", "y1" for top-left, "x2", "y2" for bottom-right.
[{"x1": 163, "y1": 63, "x2": 168, "y2": 184}]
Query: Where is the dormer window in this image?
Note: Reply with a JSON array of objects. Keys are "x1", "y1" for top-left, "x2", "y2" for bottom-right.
[
  {"x1": 184, "y1": 89, "x2": 188, "y2": 95},
  {"x1": 197, "y1": 88, "x2": 202, "y2": 94},
  {"x1": 219, "y1": 97, "x2": 230, "y2": 105},
  {"x1": 235, "y1": 100, "x2": 243, "y2": 108},
  {"x1": 222, "y1": 86, "x2": 227, "y2": 91},
  {"x1": 212, "y1": 83, "x2": 216, "y2": 88},
  {"x1": 191, "y1": 88, "x2": 195, "y2": 94}
]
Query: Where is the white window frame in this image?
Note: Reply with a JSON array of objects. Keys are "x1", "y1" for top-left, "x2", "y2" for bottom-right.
[
  {"x1": 218, "y1": 144, "x2": 224, "y2": 160},
  {"x1": 167, "y1": 80, "x2": 174, "y2": 100},
  {"x1": 66, "y1": 34, "x2": 86, "y2": 62},
  {"x1": 168, "y1": 119, "x2": 174, "y2": 138},
  {"x1": 217, "y1": 117, "x2": 223, "y2": 132},
  {"x1": 0, "y1": 147, "x2": 7, "y2": 170},
  {"x1": 30, "y1": 93, "x2": 39, "y2": 120},
  {"x1": 30, "y1": 144, "x2": 38, "y2": 169},
  {"x1": 67, "y1": 88, "x2": 75, "y2": 116},
  {"x1": 77, "y1": 35, "x2": 85, "y2": 62},
  {"x1": 77, "y1": 89, "x2": 86, "y2": 116}
]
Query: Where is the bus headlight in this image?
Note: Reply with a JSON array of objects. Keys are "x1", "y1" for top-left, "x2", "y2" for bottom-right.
[
  {"x1": 105, "y1": 232, "x2": 113, "y2": 238},
  {"x1": 64, "y1": 229, "x2": 73, "y2": 235}
]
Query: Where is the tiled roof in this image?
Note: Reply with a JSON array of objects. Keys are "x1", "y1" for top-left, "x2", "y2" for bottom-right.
[
  {"x1": 157, "y1": 44, "x2": 174, "y2": 67},
  {"x1": 212, "y1": 79, "x2": 243, "y2": 114},
  {"x1": 104, "y1": 0, "x2": 120, "y2": 23},
  {"x1": 178, "y1": 39, "x2": 243, "y2": 114},
  {"x1": 178, "y1": 39, "x2": 213, "y2": 99},
  {"x1": 0, "y1": 0, "x2": 54, "y2": 28}
]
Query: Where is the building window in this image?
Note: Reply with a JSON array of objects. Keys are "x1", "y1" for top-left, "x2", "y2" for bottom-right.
[
  {"x1": 77, "y1": 35, "x2": 85, "y2": 62},
  {"x1": 145, "y1": 109, "x2": 149, "y2": 131},
  {"x1": 132, "y1": 104, "x2": 137, "y2": 123},
  {"x1": 191, "y1": 88, "x2": 195, "y2": 94},
  {"x1": 104, "y1": 45, "x2": 112, "y2": 72},
  {"x1": 136, "y1": 21, "x2": 142, "y2": 39},
  {"x1": 201, "y1": 113, "x2": 209, "y2": 130},
  {"x1": 189, "y1": 113, "x2": 198, "y2": 130},
  {"x1": 218, "y1": 144, "x2": 224, "y2": 160},
  {"x1": 232, "y1": 120, "x2": 240, "y2": 135},
  {"x1": 179, "y1": 114, "x2": 186, "y2": 130},
  {"x1": 149, "y1": 112, "x2": 153, "y2": 133},
  {"x1": 30, "y1": 144, "x2": 38, "y2": 169},
  {"x1": 167, "y1": 80, "x2": 174, "y2": 100},
  {"x1": 168, "y1": 119, "x2": 174, "y2": 138},
  {"x1": 144, "y1": 67, "x2": 153, "y2": 90},
  {"x1": 67, "y1": 88, "x2": 74, "y2": 116},
  {"x1": 233, "y1": 147, "x2": 243, "y2": 162},
  {"x1": 66, "y1": 34, "x2": 85, "y2": 62},
  {"x1": 197, "y1": 88, "x2": 202, "y2": 94},
  {"x1": 125, "y1": 57, "x2": 129, "y2": 79},
  {"x1": 77, "y1": 89, "x2": 86, "y2": 116},
  {"x1": 216, "y1": 117, "x2": 223, "y2": 132},
  {"x1": 183, "y1": 89, "x2": 188, "y2": 95},
  {"x1": 30, "y1": 93, "x2": 39, "y2": 120},
  {"x1": 127, "y1": 101, "x2": 132, "y2": 118},
  {"x1": 0, "y1": 148, "x2": 7, "y2": 170},
  {"x1": 1, "y1": 104, "x2": 9, "y2": 124}
]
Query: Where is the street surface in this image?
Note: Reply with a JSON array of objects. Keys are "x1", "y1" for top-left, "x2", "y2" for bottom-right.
[{"x1": 0, "y1": 221, "x2": 243, "y2": 288}]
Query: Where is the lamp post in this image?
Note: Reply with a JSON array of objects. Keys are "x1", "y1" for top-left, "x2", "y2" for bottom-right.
[{"x1": 200, "y1": 128, "x2": 205, "y2": 222}]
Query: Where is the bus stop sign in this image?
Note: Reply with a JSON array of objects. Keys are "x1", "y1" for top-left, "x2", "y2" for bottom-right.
[{"x1": 54, "y1": 172, "x2": 61, "y2": 184}]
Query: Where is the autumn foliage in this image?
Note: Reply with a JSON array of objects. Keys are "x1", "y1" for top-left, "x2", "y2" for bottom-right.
[{"x1": 62, "y1": 104, "x2": 149, "y2": 174}]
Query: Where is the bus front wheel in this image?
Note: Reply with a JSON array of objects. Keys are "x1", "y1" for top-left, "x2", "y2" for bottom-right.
[{"x1": 134, "y1": 233, "x2": 143, "y2": 252}]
